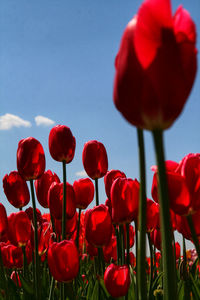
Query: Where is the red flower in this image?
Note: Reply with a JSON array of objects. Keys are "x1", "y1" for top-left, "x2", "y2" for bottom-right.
[
  {"x1": 146, "y1": 199, "x2": 160, "y2": 232},
  {"x1": 54, "y1": 212, "x2": 77, "y2": 239},
  {"x1": 104, "y1": 169, "x2": 126, "y2": 199},
  {"x1": 3, "y1": 171, "x2": 30, "y2": 209},
  {"x1": 113, "y1": 0, "x2": 197, "y2": 130},
  {"x1": 111, "y1": 178, "x2": 140, "y2": 224},
  {"x1": 82, "y1": 140, "x2": 108, "y2": 179},
  {"x1": 0, "y1": 203, "x2": 8, "y2": 241},
  {"x1": 85, "y1": 204, "x2": 112, "y2": 247},
  {"x1": 38, "y1": 222, "x2": 53, "y2": 256},
  {"x1": 150, "y1": 229, "x2": 162, "y2": 251},
  {"x1": 34, "y1": 170, "x2": 60, "y2": 208},
  {"x1": 25, "y1": 207, "x2": 43, "y2": 226},
  {"x1": 104, "y1": 263, "x2": 130, "y2": 297},
  {"x1": 73, "y1": 178, "x2": 94, "y2": 209},
  {"x1": 176, "y1": 153, "x2": 200, "y2": 212},
  {"x1": 17, "y1": 137, "x2": 45, "y2": 180},
  {"x1": 48, "y1": 125, "x2": 76, "y2": 163},
  {"x1": 103, "y1": 235, "x2": 117, "y2": 263},
  {"x1": 48, "y1": 182, "x2": 76, "y2": 220},
  {"x1": 151, "y1": 170, "x2": 191, "y2": 215},
  {"x1": 47, "y1": 240, "x2": 79, "y2": 282},
  {"x1": 8, "y1": 212, "x2": 31, "y2": 247}
]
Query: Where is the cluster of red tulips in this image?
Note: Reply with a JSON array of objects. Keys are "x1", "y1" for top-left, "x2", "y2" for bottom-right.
[{"x1": 0, "y1": 0, "x2": 199, "y2": 299}]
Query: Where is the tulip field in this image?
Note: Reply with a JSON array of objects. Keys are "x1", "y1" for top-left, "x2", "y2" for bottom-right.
[{"x1": 0, "y1": 0, "x2": 199, "y2": 299}]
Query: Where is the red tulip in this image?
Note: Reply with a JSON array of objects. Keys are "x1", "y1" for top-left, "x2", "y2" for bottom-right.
[
  {"x1": 38, "y1": 222, "x2": 53, "y2": 256},
  {"x1": 176, "y1": 153, "x2": 200, "y2": 212},
  {"x1": 82, "y1": 140, "x2": 108, "y2": 179},
  {"x1": 151, "y1": 170, "x2": 191, "y2": 215},
  {"x1": 150, "y1": 229, "x2": 162, "y2": 251},
  {"x1": 8, "y1": 212, "x2": 31, "y2": 247},
  {"x1": 104, "y1": 263, "x2": 130, "y2": 297},
  {"x1": 48, "y1": 240, "x2": 79, "y2": 282},
  {"x1": 146, "y1": 199, "x2": 160, "y2": 232},
  {"x1": 85, "y1": 204, "x2": 112, "y2": 247},
  {"x1": 113, "y1": 0, "x2": 197, "y2": 130},
  {"x1": 104, "y1": 170, "x2": 126, "y2": 199},
  {"x1": 25, "y1": 207, "x2": 43, "y2": 226},
  {"x1": 86, "y1": 241, "x2": 98, "y2": 257},
  {"x1": 103, "y1": 235, "x2": 117, "y2": 263},
  {"x1": 34, "y1": 170, "x2": 60, "y2": 208},
  {"x1": 73, "y1": 178, "x2": 94, "y2": 209},
  {"x1": 54, "y1": 212, "x2": 77, "y2": 239},
  {"x1": 105, "y1": 198, "x2": 112, "y2": 216},
  {"x1": 0, "y1": 203, "x2": 8, "y2": 241},
  {"x1": 3, "y1": 171, "x2": 30, "y2": 208},
  {"x1": 174, "y1": 242, "x2": 181, "y2": 260},
  {"x1": 48, "y1": 182, "x2": 76, "y2": 220},
  {"x1": 17, "y1": 137, "x2": 45, "y2": 180},
  {"x1": 48, "y1": 125, "x2": 76, "y2": 163},
  {"x1": 111, "y1": 178, "x2": 140, "y2": 224}
]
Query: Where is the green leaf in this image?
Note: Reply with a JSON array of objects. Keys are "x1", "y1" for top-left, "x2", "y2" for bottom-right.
[
  {"x1": 99, "y1": 279, "x2": 110, "y2": 298},
  {"x1": 18, "y1": 273, "x2": 34, "y2": 295},
  {"x1": 190, "y1": 273, "x2": 200, "y2": 299},
  {"x1": 91, "y1": 280, "x2": 99, "y2": 300}
]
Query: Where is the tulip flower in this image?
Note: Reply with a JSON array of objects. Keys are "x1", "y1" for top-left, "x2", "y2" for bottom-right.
[
  {"x1": 0, "y1": 203, "x2": 8, "y2": 241},
  {"x1": 48, "y1": 240, "x2": 79, "y2": 282},
  {"x1": 11, "y1": 271, "x2": 21, "y2": 287},
  {"x1": 104, "y1": 169, "x2": 126, "y2": 199},
  {"x1": 3, "y1": 171, "x2": 30, "y2": 209},
  {"x1": 82, "y1": 140, "x2": 108, "y2": 180},
  {"x1": 48, "y1": 182, "x2": 76, "y2": 221},
  {"x1": 73, "y1": 178, "x2": 94, "y2": 209},
  {"x1": 25, "y1": 207, "x2": 43, "y2": 225},
  {"x1": 85, "y1": 204, "x2": 112, "y2": 247},
  {"x1": 150, "y1": 229, "x2": 162, "y2": 251},
  {"x1": 111, "y1": 177, "x2": 140, "y2": 224},
  {"x1": 17, "y1": 137, "x2": 45, "y2": 180},
  {"x1": 104, "y1": 263, "x2": 130, "y2": 298},
  {"x1": 146, "y1": 199, "x2": 160, "y2": 232},
  {"x1": 113, "y1": 0, "x2": 197, "y2": 130},
  {"x1": 34, "y1": 170, "x2": 60, "y2": 208},
  {"x1": 103, "y1": 235, "x2": 117, "y2": 263},
  {"x1": 48, "y1": 125, "x2": 76, "y2": 163},
  {"x1": 8, "y1": 212, "x2": 31, "y2": 247}
]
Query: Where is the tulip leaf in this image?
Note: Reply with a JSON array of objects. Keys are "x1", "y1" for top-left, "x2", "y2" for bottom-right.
[
  {"x1": 99, "y1": 279, "x2": 110, "y2": 298},
  {"x1": 18, "y1": 273, "x2": 34, "y2": 295},
  {"x1": 190, "y1": 273, "x2": 200, "y2": 299},
  {"x1": 91, "y1": 280, "x2": 99, "y2": 300}
]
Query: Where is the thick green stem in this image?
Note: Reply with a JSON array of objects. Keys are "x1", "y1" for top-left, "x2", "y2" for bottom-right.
[
  {"x1": 126, "y1": 223, "x2": 130, "y2": 266},
  {"x1": 30, "y1": 179, "x2": 40, "y2": 300},
  {"x1": 62, "y1": 161, "x2": 67, "y2": 240},
  {"x1": 187, "y1": 215, "x2": 200, "y2": 260},
  {"x1": 152, "y1": 129, "x2": 177, "y2": 300},
  {"x1": 76, "y1": 208, "x2": 82, "y2": 251},
  {"x1": 95, "y1": 178, "x2": 99, "y2": 206},
  {"x1": 137, "y1": 128, "x2": 147, "y2": 300}
]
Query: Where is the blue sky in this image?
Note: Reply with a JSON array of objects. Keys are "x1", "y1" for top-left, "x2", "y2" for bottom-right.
[{"x1": 0, "y1": 0, "x2": 200, "y2": 248}]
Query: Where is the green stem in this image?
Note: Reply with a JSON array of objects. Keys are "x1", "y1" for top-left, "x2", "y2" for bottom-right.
[
  {"x1": 76, "y1": 209, "x2": 82, "y2": 251},
  {"x1": 114, "y1": 225, "x2": 121, "y2": 265},
  {"x1": 119, "y1": 224, "x2": 125, "y2": 265},
  {"x1": 126, "y1": 223, "x2": 130, "y2": 266},
  {"x1": 62, "y1": 161, "x2": 67, "y2": 240},
  {"x1": 187, "y1": 215, "x2": 200, "y2": 260},
  {"x1": 152, "y1": 129, "x2": 177, "y2": 300},
  {"x1": 50, "y1": 213, "x2": 56, "y2": 236},
  {"x1": 147, "y1": 232, "x2": 153, "y2": 299},
  {"x1": 137, "y1": 128, "x2": 147, "y2": 300},
  {"x1": 48, "y1": 277, "x2": 55, "y2": 300},
  {"x1": 134, "y1": 220, "x2": 138, "y2": 300},
  {"x1": 0, "y1": 249, "x2": 9, "y2": 299},
  {"x1": 30, "y1": 179, "x2": 40, "y2": 300},
  {"x1": 22, "y1": 245, "x2": 28, "y2": 279},
  {"x1": 95, "y1": 178, "x2": 99, "y2": 206}
]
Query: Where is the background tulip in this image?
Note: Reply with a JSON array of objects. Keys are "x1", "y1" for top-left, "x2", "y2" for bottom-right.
[
  {"x1": 48, "y1": 240, "x2": 79, "y2": 282},
  {"x1": 17, "y1": 137, "x2": 45, "y2": 180},
  {"x1": 3, "y1": 171, "x2": 30, "y2": 209},
  {"x1": 82, "y1": 140, "x2": 108, "y2": 179},
  {"x1": 104, "y1": 263, "x2": 130, "y2": 298},
  {"x1": 48, "y1": 125, "x2": 76, "y2": 163},
  {"x1": 104, "y1": 169, "x2": 126, "y2": 199},
  {"x1": 73, "y1": 178, "x2": 94, "y2": 209}
]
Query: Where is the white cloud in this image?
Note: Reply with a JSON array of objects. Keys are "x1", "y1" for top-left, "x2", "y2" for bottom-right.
[
  {"x1": 35, "y1": 115, "x2": 55, "y2": 127},
  {"x1": 75, "y1": 170, "x2": 87, "y2": 177},
  {"x1": 0, "y1": 113, "x2": 31, "y2": 130}
]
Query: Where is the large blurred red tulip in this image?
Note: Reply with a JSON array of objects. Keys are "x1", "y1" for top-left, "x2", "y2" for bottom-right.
[{"x1": 114, "y1": 0, "x2": 197, "y2": 130}]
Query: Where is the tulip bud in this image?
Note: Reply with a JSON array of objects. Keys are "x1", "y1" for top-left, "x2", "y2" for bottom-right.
[
  {"x1": 73, "y1": 178, "x2": 94, "y2": 209},
  {"x1": 48, "y1": 125, "x2": 76, "y2": 163},
  {"x1": 17, "y1": 137, "x2": 45, "y2": 180},
  {"x1": 82, "y1": 140, "x2": 108, "y2": 179}
]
